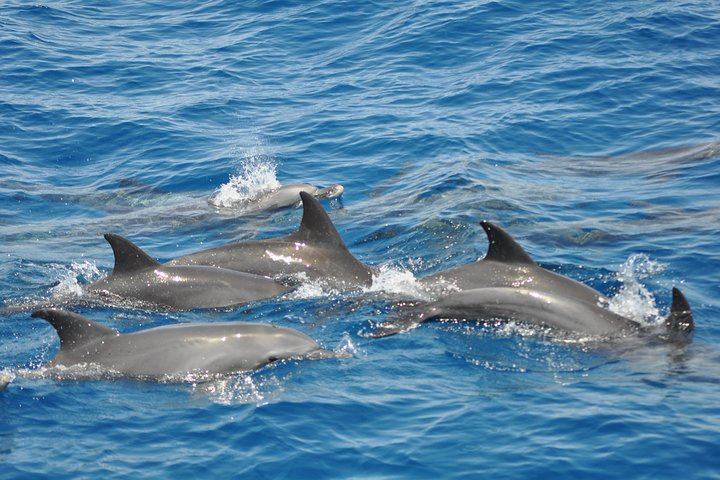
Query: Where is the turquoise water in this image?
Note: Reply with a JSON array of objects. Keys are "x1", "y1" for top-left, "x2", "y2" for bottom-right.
[{"x1": 1, "y1": 1, "x2": 720, "y2": 478}]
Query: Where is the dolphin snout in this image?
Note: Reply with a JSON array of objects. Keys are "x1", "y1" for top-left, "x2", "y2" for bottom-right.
[{"x1": 318, "y1": 184, "x2": 344, "y2": 200}]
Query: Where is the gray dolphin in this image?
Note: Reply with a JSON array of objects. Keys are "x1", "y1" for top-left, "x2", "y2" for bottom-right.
[
  {"x1": 30, "y1": 309, "x2": 338, "y2": 379},
  {"x1": 170, "y1": 191, "x2": 373, "y2": 289},
  {"x1": 369, "y1": 286, "x2": 693, "y2": 339},
  {"x1": 86, "y1": 234, "x2": 288, "y2": 310},
  {"x1": 210, "y1": 183, "x2": 344, "y2": 212},
  {"x1": 419, "y1": 221, "x2": 606, "y2": 305},
  {"x1": 255, "y1": 183, "x2": 344, "y2": 210}
]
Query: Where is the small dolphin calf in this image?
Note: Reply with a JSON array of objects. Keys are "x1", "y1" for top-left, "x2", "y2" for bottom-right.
[
  {"x1": 370, "y1": 286, "x2": 693, "y2": 339},
  {"x1": 245, "y1": 183, "x2": 345, "y2": 211},
  {"x1": 31, "y1": 309, "x2": 337, "y2": 379},
  {"x1": 171, "y1": 192, "x2": 373, "y2": 289},
  {"x1": 86, "y1": 234, "x2": 288, "y2": 310},
  {"x1": 419, "y1": 221, "x2": 607, "y2": 305},
  {"x1": 210, "y1": 183, "x2": 344, "y2": 212}
]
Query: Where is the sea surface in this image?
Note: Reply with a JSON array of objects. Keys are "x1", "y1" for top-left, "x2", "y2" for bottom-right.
[{"x1": 1, "y1": 0, "x2": 719, "y2": 478}]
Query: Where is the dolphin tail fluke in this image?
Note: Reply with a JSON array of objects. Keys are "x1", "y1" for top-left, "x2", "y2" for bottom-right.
[{"x1": 664, "y1": 287, "x2": 694, "y2": 335}]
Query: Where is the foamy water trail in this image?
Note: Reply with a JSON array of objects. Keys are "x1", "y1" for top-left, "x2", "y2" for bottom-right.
[
  {"x1": 606, "y1": 253, "x2": 664, "y2": 325},
  {"x1": 209, "y1": 147, "x2": 282, "y2": 208}
]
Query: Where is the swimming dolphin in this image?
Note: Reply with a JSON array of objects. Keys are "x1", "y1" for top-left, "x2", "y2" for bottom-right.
[
  {"x1": 419, "y1": 221, "x2": 607, "y2": 305},
  {"x1": 86, "y1": 234, "x2": 288, "y2": 310},
  {"x1": 252, "y1": 183, "x2": 344, "y2": 211},
  {"x1": 369, "y1": 286, "x2": 693, "y2": 339},
  {"x1": 210, "y1": 183, "x2": 344, "y2": 212},
  {"x1": 31, "y1": 309, "x2": 338, "y2": 379},
  {"x1": 170, "y1": 191, "x2": 373, "y2": 289}
]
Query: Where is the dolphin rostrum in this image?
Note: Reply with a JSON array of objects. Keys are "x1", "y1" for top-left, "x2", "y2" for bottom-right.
[
  {"x1": 170, "y1": 191, "x2": 373, "y2": 289},
  {"x1": 369, "y1": 286, "x2": 693, "y2": 339},
  {"x1": 419, "y1": 221, "x2": 607, "y2": 305},
  {"x1": 31, "y1": 309, "x2": 339, "y2": 379},
  {"x1": 86, "y1": 234, "x2": 288, "y2": 310}
]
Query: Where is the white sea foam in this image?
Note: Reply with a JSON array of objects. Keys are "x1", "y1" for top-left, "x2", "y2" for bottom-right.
[
  {"x1": 286, "y1": 279, "x2": 328, "y2": 300},
  {"x1": 49, "y1": 260, "x2": 102, "y2": 299},
  {"x1": 367, "y1": 264, "x2": 429, "y2": 299},
  {"x1": 209, "y1": 147, "x2": 281, "y2": 208},
  {"x1": 606, "y1": 253, "x2": 664, "y2": 325}
]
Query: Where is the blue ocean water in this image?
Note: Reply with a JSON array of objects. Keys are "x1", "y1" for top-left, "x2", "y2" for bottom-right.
[{"x1": 1, "y1": 0, "x2": 720, "y2": 478}]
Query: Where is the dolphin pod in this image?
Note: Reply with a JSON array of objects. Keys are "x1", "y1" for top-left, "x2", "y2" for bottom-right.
[
  {"x1": 85, "y1": 233, "x2": 288, "y2": 310},
  {"x1": 30, "y1": 309, "x2": 337, "y2": 379},
  {"x1": 371, "y1": 222, "x2": 694, "y2": 339},
  {"x1": 4, "y1": 183, "x2": 697, "y2": 387}
]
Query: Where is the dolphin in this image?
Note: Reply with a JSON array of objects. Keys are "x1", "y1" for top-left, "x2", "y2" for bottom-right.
[
  {"x1": 30, "y1": 309, "x2": 338, "y2": 379},
  {"x1": 210, "y1": 183, "x2": 345, "y2": 212},
  {"x1": 419, "y1": 221, "x2": 607, "y2": 305},
  {"x1": 86, "y1": 234, "x2": 288, "y2": 310},
  {"x1": 252, "y1": 183, "x2": 344, "y2": 211},
  {"x1": 169, "y1": 191, "x2": 373, "y2": 289},
  {"x1": 369, "y1": 286, "x2": 693, "y2": 339}
]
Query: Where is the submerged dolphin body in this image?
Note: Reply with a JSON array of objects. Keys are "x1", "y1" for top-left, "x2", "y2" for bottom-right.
[
  {"x1": 86, "y1": 234, "x2": 288, "y2": 310},
  {"x1": 419, "y1": 221, "x2": 607, "y2": 305},
  {"x1": 369, "y1": 286, "x2": 693, "y2": 339},
  {"x1": 31, "y1": 309, "x2": 337, "y2": 379},
  {"x1": 170, "y1": 191, "x2": 373, "y2": 289}
]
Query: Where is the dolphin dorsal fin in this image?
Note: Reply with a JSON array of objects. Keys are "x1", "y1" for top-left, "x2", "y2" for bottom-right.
[
  {"x1": 480, "y1": 221, "x2": 536, "y2": 265},
  {"x1": 665, "y1": 287, "x2": 694, "y2": 334},
  {"x1": 104, "y1": 233, "x2": 160, "y2": 276},
  {"x1": 289, "y1": 192, "x2": 347, "y2": 248},
  {"x1": 32, "y1": 309, "x2": 118, "y2": 350}
]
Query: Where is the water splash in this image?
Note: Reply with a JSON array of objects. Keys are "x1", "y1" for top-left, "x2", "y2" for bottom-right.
[
  {"x1": 336, "y1": 332, "x2": 360, "y2": 358},
  {"x1": 283, "y1": 273, "x2": 330, "y2": 300},
  {"x1": 367, "y1": 264, "x2": 429, "y2": 299},
  {"x1": 209, "y1": 147, "x2": 281, "y2": 208},
  {"x1": 49, "y1": 260, "x2": 102, "y2": 299},
  {"x1": 606, "y1": 253, "x2": 664, "y2": 325}
]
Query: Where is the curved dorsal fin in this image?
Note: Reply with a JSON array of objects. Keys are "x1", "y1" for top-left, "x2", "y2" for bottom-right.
[
  {"x1": 104, "y1": 233, "x2": 160, "y2": 276},
  {"x1": 288, "y1": 192, "x2": 347, "y2": 248},
  {"x1": 32, "y1": 309, "x2": 117, "y2": 350},
  {"x1": 664, "y1": 287, "x2": 694, "y2": 334},
  {"x1": 480, "y1": 221, "x2": 535, "y2": 265}
]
